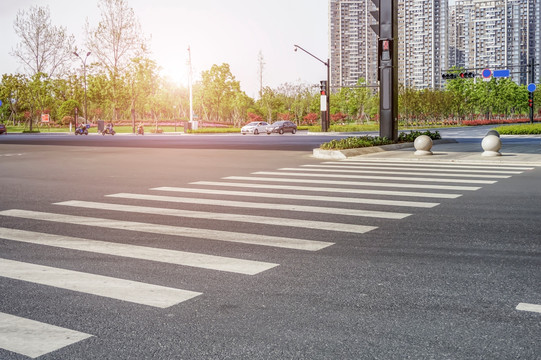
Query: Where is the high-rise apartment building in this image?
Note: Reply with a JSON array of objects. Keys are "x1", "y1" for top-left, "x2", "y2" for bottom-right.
[
  {"x1": 449, "y1": 0, "x2": 540, "y2": 85},
  {"x1": 329, "y1": 0, "x2": 540, "y2": 90},
  {"x1": 328, "y1": 0, "x2": 378, "y2": 90},
  {"x1": 398, "y1": 0, "x2": 449, "y2": 89}
]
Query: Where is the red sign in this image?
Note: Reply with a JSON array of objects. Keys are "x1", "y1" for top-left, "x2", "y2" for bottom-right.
[{"x1": 41, "y1": 114, "x2": 50, "y2": 123}]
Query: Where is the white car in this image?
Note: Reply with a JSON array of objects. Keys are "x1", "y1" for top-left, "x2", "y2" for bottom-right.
[{"x1": 241, "y1": 121, "x2": 269, "y2": 135}]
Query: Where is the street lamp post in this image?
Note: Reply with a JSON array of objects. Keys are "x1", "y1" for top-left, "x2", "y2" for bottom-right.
[
  {"x1": 73, "y1": 51, "x2": 91, "y2": 124},
  {"x1": 294, "y1": 44, "x2": 330, "y2": 132}
]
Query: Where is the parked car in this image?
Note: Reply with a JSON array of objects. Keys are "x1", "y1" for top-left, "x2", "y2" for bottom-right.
[
  {"x1": 241, "y1": 121, "x2": 269, "y2": 135},
  {"x1": 0, "y1": 123, "x2": 6, "y2": 135},
  {"x1": 266, "y1": 120, "x2": 297, "y2": 135}
]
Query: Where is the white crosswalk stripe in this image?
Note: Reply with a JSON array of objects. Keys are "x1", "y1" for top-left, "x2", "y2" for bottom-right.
[
  {"x1": 224, "y1": 176, "x2": 482, "y2": 191},
  {"x1": 0, "y1": 312, "x2": 93, "y2": 359},
  {"x1": 190, "y1": 181, "x2": 462, "y2": 199},
  {"x1": 253, "y1": 171, "x2": 497, "y2": 184},
  {"x1": 151, "y1": 186, "x2": 440, "y2": 208},
  {"x1": 0, "y1": 209, "x2": 333, "y2": 251},
  {"x1": 0, "y1": 228, "x2": 277, "y2": 275},
  {"x1": 102, "y1": 193, "x2": 411, "y2": 219},
  {"x1": 0, "y1": 258, "x2": 202, "y2": 308},
  {"x1": 339, "y1": 159, "x2": 535, "y2": 171},
  {"x1": 283, "y1": 166, "x2": 511, "y2": 178},
  {"x1": 315, "y1": 163, "x2": 527, "y2": 174},
  {"x1": 55, "y1": 200, "x2": 378, "y2": 234}
]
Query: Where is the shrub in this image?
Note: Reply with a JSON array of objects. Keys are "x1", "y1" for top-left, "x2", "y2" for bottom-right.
[
  {"x1": 320, "y1": 130, "x2": 441, "y2": 150},
  {"x1": 494, "y1": 123, "x2": 541, "y2": 135}
]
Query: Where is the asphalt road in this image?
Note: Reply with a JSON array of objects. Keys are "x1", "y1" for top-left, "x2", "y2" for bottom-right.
[{"x1": 0, "y1": 131, "x2": 540, "y2": 359}]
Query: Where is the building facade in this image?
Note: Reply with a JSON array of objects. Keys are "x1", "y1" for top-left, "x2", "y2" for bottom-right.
[
  {"x1": 329, "y1": 0, "x2": 378, "y2": 90},
  {"x1": 398, "y1": 0, "x2": 449, "y2": 89},
  {"x1": 450, "y1": 0, "x2": 540, "y2": 85}
]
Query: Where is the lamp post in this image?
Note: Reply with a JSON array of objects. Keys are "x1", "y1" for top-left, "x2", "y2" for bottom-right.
[
  {"x1": 73, "y1": 51, "x2": 91, "y2": 124},
  {"x1": 294, "y1": 44, "x2": 330, "y2": 132}
]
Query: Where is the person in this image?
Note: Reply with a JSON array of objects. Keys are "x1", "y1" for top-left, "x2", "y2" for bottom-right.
[
  {"x1": 137, "y1": 122, "x2": 144, "y2": 135},
  {"x1": 106, "y1": 122, "x2": 114, "y2": 134}
]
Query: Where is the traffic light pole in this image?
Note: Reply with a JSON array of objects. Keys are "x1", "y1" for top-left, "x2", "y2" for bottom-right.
[
  {"x1": 371, "y1": 0, "x2": 398, "y2": 141},
  {"x1": 529, "y1": 58, "x2": 535, "y2": 124},
  {"x1": 294, "y1": 44, "x2": 330, "y2": 132}
]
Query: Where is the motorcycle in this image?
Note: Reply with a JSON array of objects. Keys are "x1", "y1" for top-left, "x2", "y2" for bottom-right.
[
  {"x1": 75, "y1": 124, "x2": 90, "y2": 135},
  {"x1": 137, "y1": 124, "x2": 144, "y2": 135},
  {"x1": 101, "y1": 126, "x2": 116, "y2": 136}
]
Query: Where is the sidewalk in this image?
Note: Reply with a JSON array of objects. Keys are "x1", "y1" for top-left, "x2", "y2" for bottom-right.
[{"x1": 315, "y1": 136, "x2": 541, "y2": 166}]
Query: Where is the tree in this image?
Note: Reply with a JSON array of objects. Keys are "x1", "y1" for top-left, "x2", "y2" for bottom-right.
[
  {"x1": 0, "y1": 74, "x2": 29, "y2": 125},
  {"x1": 26, "y1": 73, "x2": 53, "y2": 131},
  {"x1": 197, "y1": 63, "x2": 241, "y2": 122},
  {"x1": 11, "y1": 5, "x2": 74, "y2": 78},
  {"x1": 85, "y1": 0, "x2": 148, "y2": 120},
  {"x1": 126, "y1": 57, "x2": 159, "y2": 121}
]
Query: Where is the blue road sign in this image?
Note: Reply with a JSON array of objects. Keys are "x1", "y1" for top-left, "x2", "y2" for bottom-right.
[
  {"x1": 482, "y1": 69, "x2": 492, "y2": 78},
  {"x1": 493, "y1": 69, "x2": 510, "y2": 78},
  {"x1": 0, "y1": 100, "x2": 2, "y2": 107},
  {"x1": 527, "y1": 83, "x2": 537, "y2": 92}
]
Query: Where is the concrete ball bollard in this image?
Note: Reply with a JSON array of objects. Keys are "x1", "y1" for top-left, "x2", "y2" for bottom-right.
[
  {"x1": 486, "y1": 130, "x2": 500, "y2": 137},
  {"x1": 414, "y1": 135, "x2": 433, "y2": 155},
  {"x1": 481, "y1": 134, "x2": 502, "y2": 157}
]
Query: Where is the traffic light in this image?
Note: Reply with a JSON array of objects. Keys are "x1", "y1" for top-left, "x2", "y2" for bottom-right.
[
  {"x1": 442, "y1": 73, "x2": 458, "y2": 80},
  {"x1": 529, "y1": 93, "x2": 534, "y2": 108},
  {"x1": 460, "y1": 72, "x2": 475, "y2": 78},
  {"x1": 320, "y1": 80, "x2": 327, "y2": 96},
  {"x1": 370, "y1": 0, "x2": 380, "y2": 35}
]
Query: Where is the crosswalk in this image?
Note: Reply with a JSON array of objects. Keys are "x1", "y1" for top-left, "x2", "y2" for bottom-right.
[{"x1": 0, "y1": 158, "x2": 536, "y2": 358}]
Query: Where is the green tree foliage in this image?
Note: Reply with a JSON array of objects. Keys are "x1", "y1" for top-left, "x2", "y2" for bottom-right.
[
  {"x1": 0, "y1": 74, "x2": 29, "y2": 124},
  {"x1": 196, "y1": 63, "x2": 241, "y2": 122}
]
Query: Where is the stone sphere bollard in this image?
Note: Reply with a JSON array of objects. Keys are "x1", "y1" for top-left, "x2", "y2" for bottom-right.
[
  {"x1": 486, "y1": 130, "x2": 500, "y2": 137},
  {"x1": 414, "y1": 135, "x2": 433, "y2": 155},
  {"x1": 481, "y1": 134, "x2": 502, "y2": 156}
]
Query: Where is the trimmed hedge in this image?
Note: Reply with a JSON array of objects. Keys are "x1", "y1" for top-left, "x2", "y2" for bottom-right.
[
  {"x1": 320, "y1": 130, "x2": 441, "y2": 150},
  {"x1": 494, "y1": 123, "x2": 541, "y2": 135}
]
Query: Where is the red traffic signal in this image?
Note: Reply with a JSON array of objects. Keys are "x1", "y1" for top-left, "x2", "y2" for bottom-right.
[{"x1": 460, "y1": 72, "x2": 475, "y2": 78}]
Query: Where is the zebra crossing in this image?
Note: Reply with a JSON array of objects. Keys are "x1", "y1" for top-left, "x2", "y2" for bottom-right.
[{"x1": 0, "y1": 158, "x2": 535, "y2": 358}]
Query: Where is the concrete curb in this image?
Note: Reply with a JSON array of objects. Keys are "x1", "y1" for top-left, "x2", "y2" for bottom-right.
[{"x1": 312, "y1": 139, "x2": 457, "y2": 159}]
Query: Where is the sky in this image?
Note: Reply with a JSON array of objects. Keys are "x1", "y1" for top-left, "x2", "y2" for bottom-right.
[{"x1": 0, "y1": 0, "x2": 329, "y2": 98}]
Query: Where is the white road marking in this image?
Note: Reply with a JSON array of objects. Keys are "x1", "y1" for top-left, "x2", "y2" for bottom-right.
[
  {"x1": 151, "y1": 186, "x2": 439, "y2": 208},
  {"x1": 0, "y1": 312, "x2": 93, "y2": 359},
  {"x1": 56, "y1": 200, "x2": 378, "y2": 234},
  {"x1": 0, "y1": 227, "x2": 277, "y2": 275},
  {"x1": 284, "y1": 167, "x2": 511, "y2": 178},
  {"x1": 316, "y1": 163, "x2": 525, "y2": 174},
  {"x1": 339, "y1": 159, "x2": 535, "y2": 170},
  {"x1": 0, "y1": 209, "x2": 333, "y2": 251},
  {"x1": 224, "y1": 176, "x2": 481, "y2": 191},
  {"x1": 190, "y1": 181, "x2": 462, "y2": 199},
  {"x1": 0, "y1": 258, "x2": 202, "y2": 308},
  {"x1": 253, "y1": 171, "x2": 497, "y2": 184},
  {"x1": 516, "y1": 303, "x2": 541, "y2": 314},
  {"x1": 102, "y1": 193, "x2": 410, "y2": 220}
]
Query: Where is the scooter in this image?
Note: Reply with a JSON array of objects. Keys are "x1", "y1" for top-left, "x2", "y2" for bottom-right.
[
  {"x1": 137, "y1": 124, "x2": 144, "y2": 135},
  {"x1": 101, "y1": 126, "x2": 116, "y2": 136},
  {"x1": 75, "y1": 124, "x2": 90, "y2": 135}
]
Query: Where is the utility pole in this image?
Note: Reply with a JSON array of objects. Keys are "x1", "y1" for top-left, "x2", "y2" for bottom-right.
[{"x1": 188, "y1": 46, "x2": 193, "y2": 124}]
